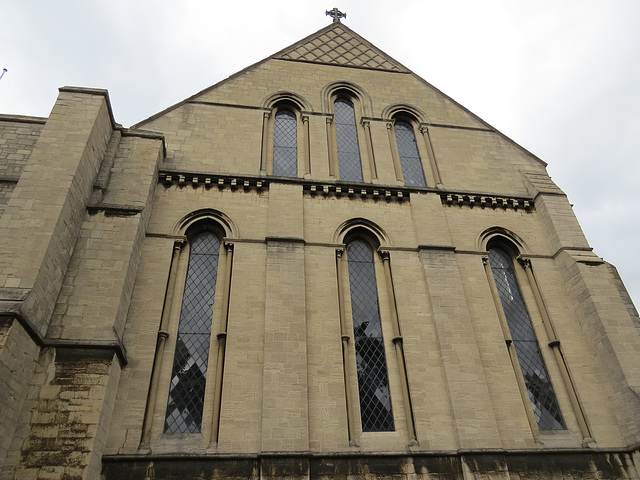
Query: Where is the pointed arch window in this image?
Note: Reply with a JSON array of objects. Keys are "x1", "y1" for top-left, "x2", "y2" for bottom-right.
[
  {"x1": 335, "y1": 98, "x2": 363, "y2": 182},
  {"x1": 347, "y1": 239, "x2": 394, "y2": 431},
  {"x1": 164, "y1": 231, "x2": 221, "y2": 434},
  {"x1": 488, "y1": 247, "x2": 565, "y2": 430},
  {"x1": 273, "y1": 109, "x2": 298, "y2": 177},
  {"x1": 394, "y1": 120, "x2": 426, "y2": 187}
]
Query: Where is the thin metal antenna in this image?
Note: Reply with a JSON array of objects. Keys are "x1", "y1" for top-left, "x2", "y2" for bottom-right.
[{"x1": 0, "y1": 68, "x2": 7, "y2": 81}]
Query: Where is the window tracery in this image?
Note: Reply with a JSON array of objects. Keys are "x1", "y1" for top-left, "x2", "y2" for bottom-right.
[
  {"x1": 486, "y1": 244, "x2": 565, "y2": 431},
  {"x1": 393, "y1": 119, "x2": 426, "y2": 187},
  {"x1": 164, "y1": 231, "x2": 221, "y2": 433},
  {"x1": 346, "y1": 238, "x2": 394, "y2": 431},
  {"x1": 273, "y1": 109, "x2": 298, "y2": 177},
  {"x1": 334, "y1": 98, "x2": 364, "y2": 182}
]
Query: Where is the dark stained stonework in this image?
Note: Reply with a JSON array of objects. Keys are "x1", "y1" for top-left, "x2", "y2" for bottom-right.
[{"x1": 102, "y1": 452, "x2": 639, "y2": 480}]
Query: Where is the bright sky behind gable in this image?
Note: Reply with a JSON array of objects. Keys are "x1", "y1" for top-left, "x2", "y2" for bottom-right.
[{"x1": 2, "y1": 0, "x2": 639, "y2": 310}]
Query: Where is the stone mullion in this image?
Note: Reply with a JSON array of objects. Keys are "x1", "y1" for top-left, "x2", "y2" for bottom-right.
[
  {"x1": 379, "y1": 250, "x2": 417, "y2": 443},
  {"x1": 386, "y1": 122, "x2": 404, "y2": 182},
  {"x1": 302, "y1": 115, "x2": 311, "y2": 176},
  {"x1": 210, "y1": 242, "x2": 234, "y2": 445},
  {"x1": 361, "y1": 119, "x2": 377, "y2": 180},
  {"x1": 326, "y1": 116, "x2": 338, "y2": 177},
  {"x1": 139, "y1": 239, "x2": 185, "y2": 449},
  {"x1": 336, "y1": 248, "x2": 358, "y2": 444},
  {"x1": 519, "y1": 258, "x2": 593, "y2": 441},
  {"x1": 419, "y1": 125, "x2": 442, "y2": 187},
  {"x1": 260, "y1": 111, "x2": 271, "y2": 174},
  {"x1": 482, "y1": 255, "x2": 540, "y2": 441}
]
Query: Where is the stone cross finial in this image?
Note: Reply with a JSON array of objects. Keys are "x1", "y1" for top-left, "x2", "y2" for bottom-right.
[{"x1": 326, "y1": 7, "x2": 346, "y2": 23}]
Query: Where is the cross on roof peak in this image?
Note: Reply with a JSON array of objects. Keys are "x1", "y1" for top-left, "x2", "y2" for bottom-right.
[{"x1": 326, "y1": 7, "x2": 346, "y2": 23}]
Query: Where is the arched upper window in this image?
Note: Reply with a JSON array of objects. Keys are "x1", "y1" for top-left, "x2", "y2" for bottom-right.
[
  {"x1": 273, "y1": 109, "x2": 298, "y2": 177},
  {"x1": 487, "y1": 246, "x2": 565, "y2": 430},
  {"x1": 334, "y1": 98, "x2": 363, "y2": 182},
  {"x1": 346, "y1": 238, "x2": 394, "y2": 432},
  {"x1": 393, "y1": 120, "x2": 426, "y2": 187},
  {"x1": 164, "y1": 230, "x2": 221, "y2": 434}
]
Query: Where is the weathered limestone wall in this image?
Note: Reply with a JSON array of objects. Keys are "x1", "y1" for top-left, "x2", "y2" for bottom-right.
[
  {"x1": 48, "y1": 133, "x2": 163, "y2": 344},
  {"x1": 139, "y1": 61, "x2": 546, "y2": 195},
  {"x1": 0, "y1": 88, "x2": 115, "y2": 336},
  {"x1": 101, "y1": 451, "x2": 640, "y2": 479},
  {"x1": 0, "y1": 318, "x2": 41, "y2": 472},
  {"x1": 14, "y1": 349, "x2": 122, "y2": 480},
  {"x1": 0, "y1": 89, "x2": 164, "y2": 479},
  {"x1": 3, "y1": 29, "x2": 640, "y2": 480},
  {"x1": 0, "y1": 116, "x2": 44, "y2": 179}
]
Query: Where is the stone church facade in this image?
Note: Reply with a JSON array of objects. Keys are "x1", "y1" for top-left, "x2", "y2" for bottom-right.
[{"x1": 1, "y1": 18, "x2": 640, "y2": 480}]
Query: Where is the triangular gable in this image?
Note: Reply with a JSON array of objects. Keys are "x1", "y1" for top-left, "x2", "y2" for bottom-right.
[
  {"x1": 273, "y1": 22, "x2": 409, "y2": 72},
  {"x1": 130, "y1": 22, "x2": 545, "y2": 165}
]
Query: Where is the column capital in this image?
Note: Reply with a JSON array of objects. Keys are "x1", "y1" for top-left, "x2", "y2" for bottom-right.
[
  {"x1": 378, "y1": 249, "x2": 391, "y2": 262},
  {"x1": 518, "y1": 257, "x2": 532, "y2": 269}
]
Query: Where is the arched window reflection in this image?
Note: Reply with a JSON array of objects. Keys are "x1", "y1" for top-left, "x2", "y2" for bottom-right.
[
  {"x1": 488, "y1": 247, "x2": 565, "y2": 430},
  {"x1": 394, "y1": 120, "x2": 426, "y2": 187},
  {"x1": 273, "y1": 109, "x2": 297, "y2": 177},
  {"x1": 335, "y1": 98, "x2": 363, "y2": 182},
  {"x1": 347, "y1": 239, "x2": 394, "y2": 431},
  {"x1": 164, "y1": 231, "x2": 221, "y2": 434}
]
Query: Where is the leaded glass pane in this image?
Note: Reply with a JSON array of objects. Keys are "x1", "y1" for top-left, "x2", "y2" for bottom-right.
[
  {"x1": 489, "y1": 248, "x2": 565, "y2": 430},
  {"x1": 335, "y1": 98, "x2": 363, "y2": 182},
  {"x1": 394, "y1": 121, "x2": 426, "y2": 187},
  {"x1": 347, "y1": 239, "x2": 394, "y2": 432},
  {"x1": 164, "y1": 232, "x2": 220, "y2": 434},
  {"x1": 273, "y1": 110, "x2": 297, "y2": 177}
]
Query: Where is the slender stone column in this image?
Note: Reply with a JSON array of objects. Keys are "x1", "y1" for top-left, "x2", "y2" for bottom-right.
[
  {"x1": 519, "y1": 258, "x2": 592, "y2": 441},
  {"x1": 361, "y1": 119, "x2": 377, "y2": 180},
  {"x1": 379, "y1": 250, "x2": 417, "y2": 443},
  {"x1": 140, "y1": 239, "x2": 185, "y2": 448},
  {"x1": 210, "y1": 242, "x2": 234, "y2": 444},
  {"x1": 420, "y1": 125, "x2": 442, "y2": 186},
  {"x1": 482, "y1": 256, "x2": 540, "y2": 440},
  {"x1": 260, "y1": 111, "x2": 271, "y2": 173},
  {"x1": 302, "y1": 115, "x2": 311, "y2": 176},
  {"x1": 336, "y1": 248, "x2": 358, "y2": 444},
  {"x1": 386, "y1": 122, "x2": 403, "y2": 182}
]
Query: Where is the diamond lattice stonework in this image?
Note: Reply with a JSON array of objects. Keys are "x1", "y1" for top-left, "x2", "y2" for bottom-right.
[{"x1": 276, "y1": 24, "x2": 407, "y2": 72}]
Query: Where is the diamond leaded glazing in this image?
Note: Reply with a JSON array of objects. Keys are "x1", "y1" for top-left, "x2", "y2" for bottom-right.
[
  {"x1": 334, "y1": 98, "x2": 363, "y2": 182},
  {"x1": 164, "y1": 232, "x2": 221, "y2": 434},
  {"x1": 489, "y1": 248, "x2": 565, "y2": 430},
  {"x1": 347, "y1": 239, "x2": 394, "y2": 432},
  {"x1": 394, "y1": 121, "x2": 426, "y2": 187},
  {"x1": 273, "y1": 109, "x2": 297, "y2": 177}
]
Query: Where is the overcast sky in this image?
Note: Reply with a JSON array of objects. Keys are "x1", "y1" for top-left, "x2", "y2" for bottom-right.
[{"x1": 2, "y1": 0, "x2": 639, "y2": 310}]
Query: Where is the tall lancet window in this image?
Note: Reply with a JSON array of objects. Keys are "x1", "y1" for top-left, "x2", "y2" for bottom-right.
[
  {"x1": 335, "y1": 98, "x2": 363, "y2": 182},
  {"x1": 273, "y1": 109, "x2": 297, "y2": 177},
  {"x1": 488, "y1": 247, "x2": 565, "y2": 430},
  {"x1": 164, "y1": 231, "x2": 221, "y2": 433},
  {"x1": 394, "y1": 120, "x2": 426, "y2": 187},
  {"x1": 347, "y1": 239, "x2": 394, "y2": 431}
]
